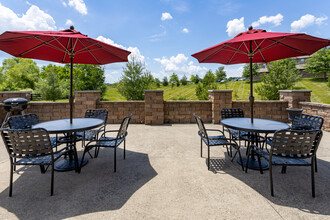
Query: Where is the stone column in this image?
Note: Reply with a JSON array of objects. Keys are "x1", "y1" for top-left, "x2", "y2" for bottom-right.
[
  {"x1": 279, "y1": 90, "x2": 311, "y2": 109},
  {"x1": 208, "y1": 90, "x2": 233, "y2": 124},
  {"x1": 144, "y1": 90, "x2": 164, "y2": 125},
  {"x1": 74, "y1": 90, "x2": 101, "y2": 118}
]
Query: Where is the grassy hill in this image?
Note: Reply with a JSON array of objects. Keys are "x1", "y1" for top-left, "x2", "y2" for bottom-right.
[{"x1": 103, "y1": 78, "x2": 330, "y2": 104}]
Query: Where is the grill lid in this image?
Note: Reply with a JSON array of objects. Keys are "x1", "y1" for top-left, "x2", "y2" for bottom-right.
[{"x1": 3, "y1": 97, "x2": 28, "y2": 112}]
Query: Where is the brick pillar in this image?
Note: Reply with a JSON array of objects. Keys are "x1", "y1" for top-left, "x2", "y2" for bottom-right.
[
  {"x1": 279, "y1": 90, "x2": 311, "y2": 109},
  {"x1": 74, "y1": 90, "x2": 101, "y2": 118},
  {"x1": 209, "y1": 90, "x2": 233, "y2": 124},
  {"x1": 0, "y1": 91, "x2": 31, "y2": 102},
  {"x1": 144, "y1": 90, "x2": 164, "y2": 125}
]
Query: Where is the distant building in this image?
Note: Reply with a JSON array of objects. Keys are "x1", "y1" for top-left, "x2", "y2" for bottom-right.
[{"x1": 256, "y1": 55, "x2": 313, "y2": 78}]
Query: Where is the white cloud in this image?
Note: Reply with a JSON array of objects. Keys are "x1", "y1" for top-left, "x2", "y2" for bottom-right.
[
  {"x1": 226, "y1": 17, "x2": 245, "y2": 37},
  {"x1": 252, "y1": 13, "x2": 283, "y2": 28},
  {"x1": 161, "y1": 12, "x2": 173, "y2": 21},
  {"x1": 61, "y1": 0, "x2": 67, "y2": 7},
  {"x1": 154, "y1": 53, "x2": 207, "y2": 77},
  {"x1": 65, "y1": 19, "x2": 73, "y2": 26},
  {"x1": 0, "y1": 3, "x2": 56, "y2": 32},
  {"x1": 291, "y1": 14, "x2": 328, "y2": 32},
  {"x1": 96, "y1": 36, "x2": 145, "y2": 63},
  {"x1": 68, "y1": 0, "x2": 87, "y2": 15},
  {"x1": 182, "y1": 28, "x2": 189, "y2": 33}
]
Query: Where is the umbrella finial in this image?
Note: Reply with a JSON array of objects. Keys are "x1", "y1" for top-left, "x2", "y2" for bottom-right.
[
  {"x1": 248, "y1": 26, "x2": 253, "y2": 30},
  {"x1": 70, "y1": 25, "x2": 74, "y2": 30}
]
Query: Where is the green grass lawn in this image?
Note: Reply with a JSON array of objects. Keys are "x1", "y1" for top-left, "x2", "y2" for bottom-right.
[{"x1": 103, "y1": 78, "x2": 330, "y2": 104}]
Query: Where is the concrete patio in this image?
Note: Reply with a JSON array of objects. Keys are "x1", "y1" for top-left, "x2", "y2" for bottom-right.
[{"x1": 0, "y1": 124, "x2": 329, "y2": 219}]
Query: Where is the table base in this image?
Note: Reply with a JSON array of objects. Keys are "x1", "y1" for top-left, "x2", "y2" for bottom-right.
[
  {"x1": 237, "y1": 157, "x2": 269, "y2": 170},
  {"x1": 54, "y1": 158, "x2": 88, "y2": 172}
]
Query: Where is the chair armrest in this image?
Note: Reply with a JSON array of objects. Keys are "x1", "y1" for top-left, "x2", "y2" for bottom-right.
[{"x1": 205, "y1": 129, "x2": 226, "y2": 136}]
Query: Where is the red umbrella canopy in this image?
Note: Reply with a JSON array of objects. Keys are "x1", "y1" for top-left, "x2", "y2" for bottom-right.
[
  {"x1": 192, "y1": 29, "x2": 330, "y2": 64},
  {"x1": 0, "y1": 27, "x2": 131, "y2": 65}
]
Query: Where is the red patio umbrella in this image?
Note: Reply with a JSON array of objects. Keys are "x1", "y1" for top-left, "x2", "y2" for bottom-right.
[
  {"x1": 192, "y1": 26, "x2": 330, "y2": 123},
  {"x1": 0, "y1": 26, "x2": 131, "y2": 123}
]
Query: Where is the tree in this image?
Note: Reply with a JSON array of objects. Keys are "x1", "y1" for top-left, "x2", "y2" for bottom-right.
[
  {"x1": 305, "y1": 48, "x2": 330, "y2": 80},
  {"x1": 37, "y1": 65, "x2": 68, "y2": 101},
  {"x1": 196, "y1": 70, "x2": 217, "y2": 100},
  {"x1": 118, "y1": 59, "x2": 153, "y2": 100},
  {"x1": 215, "y1": 66, "x2": 226, "y2": 81},
  {"x1": 0, "y1": 58, "x2": 39, "y2": 91},
  {"x1": 242, "y1": 63, "x2": 260, "y2": 78},
  {"x1": 154, "y1": 78, "x2": 161, "y2": 88},
  {"x1": 202, "y1": 70, "x2": 216, "y2": 85},
  {"x1": 190, "y1": 74, "x2": 200, "y2": 84},
  {"x1": 181, "y1": 75, "x2": 188, "y2": 85},
  {"x1": 256, "y1": 58, "x2": 300, "y2": 100},
  {"x1": 162, "y1": 76, "x2": 169, "y2": 86},
  {"x1": 170, "y1": 73, "x2": 180, "y2": 87}
]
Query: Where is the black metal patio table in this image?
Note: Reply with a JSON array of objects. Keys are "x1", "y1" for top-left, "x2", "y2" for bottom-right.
[
  {"x1": 33, "y1": 118, "x2": 104, "y2": 172},
  {"x1": 220, "y1": 118, "x2": 290, "y2": 170}
]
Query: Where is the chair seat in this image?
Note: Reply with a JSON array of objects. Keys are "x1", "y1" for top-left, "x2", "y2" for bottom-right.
[
  {"x1": 96, "y1": 136, "x2": 125, "y2": 148},
  {"x1": 13, "y1": 150, "x2": 68, "y2": 165},
  {"x1": 254, "y1": 147, "x2": 311, "y2": 166},
  {"x1": 201, "y1": 135, "x2": 231, "y2": 146},
  {"x1": 76, "y1": 130, "x2": 99, "y2": 141}
]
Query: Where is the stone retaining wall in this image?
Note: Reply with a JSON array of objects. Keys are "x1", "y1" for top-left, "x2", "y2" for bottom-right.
[
  {"x1": 300, "y1": 102, "x2": 330, "y2": 131},
  {"x1": 164, "y1": 101, "x2": 212, "y2": 123}
]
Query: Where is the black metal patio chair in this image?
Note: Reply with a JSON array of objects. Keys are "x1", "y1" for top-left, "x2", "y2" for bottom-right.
[
  {"x1": 193, "y1": 113, "x2": 244, "y2": 171},
  {"x1": 76, "y1": 109, "x2": 108, "y2": 157},
  {"x1": 7, "y1": 113, "x2": 62, "y2": 148},
  {"x1": 1, "y1": 128, "x2": 73, "y2": 196},
  {"x1": 79, "y1": 113, "x2": 132, "y2": 172},
  {"x1": 267, "y1": 113, "x2": 324, "y2": 172},
  {"x1": 254, "y1": 129, "x2": 322, "y2": 197}
]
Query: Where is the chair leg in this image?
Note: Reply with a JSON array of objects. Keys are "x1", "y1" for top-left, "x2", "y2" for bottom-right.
[
  {"x1": 312, "y1": 157, "x2": 315, "y2": 198},
  {"x1": 51, "y1": 163, "x2": 54, "y2": 196},
  {"x1": 315, "y1": 156, "x2": 318, "y2": 173},
  {"x1": 80, "y1": 149, "x2": 88, "y2": 172},
  {"x1": 256, "y1": 153, "x2": 263, "y2": 174},
  {"x1": 40, "y1": 165, "x2": 46, "y2": 173},
  {"x1": 114, "y1": 147, "x2": 117, "y2": 172},
  {"x1": 237, "y1": 148, "x2": 244, "y2": 171},
  {"x1": 9, "y1": 162, "x2": 13, "y2": 197},
  {"x1": 270, "y1": 163, "x2": 274, "y2": 196},
  {"x1": 245, "y1": 145, "x2": 251, "y2": 173},
  {"x1": 207, "y1": 145, "x2": 210, "y2": 170},
  {"x1": 124, "y1": 139, "x2": 126, "y2": 159},
  {"x1": 200, "y1": 138, "x2": 203, "y2": 157}
]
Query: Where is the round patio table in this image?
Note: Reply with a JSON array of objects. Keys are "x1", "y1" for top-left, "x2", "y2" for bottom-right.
[
  {"x1": 220, "y1": 118, "x2": 290, "y2": 170},
  {"x1": 33, "y1": 118, "x2": 104, "y2": 172}
]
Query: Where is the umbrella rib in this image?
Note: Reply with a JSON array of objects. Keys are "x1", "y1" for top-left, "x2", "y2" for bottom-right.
[
  {"x1": 253, "y1": 39, "x2": 266, "y2": 62},
  {"x1": 227, "y1": 42, "x2": 245, "y2": 64},
  {"x1": 19, "y1": 36, "x2": 65, "y2": 56},
  {"x1": 77, "y1": 38, "x2": 101, "y2": 64},
  {"x1": 62, "y1": 39, "x2": 71, "y2": 63},
  {"x1": 267, "y1": 37, "x2": 307, "y2": 55},
  {"x1": 86, "y1": 38, "x2": 128, "y2": 61}
]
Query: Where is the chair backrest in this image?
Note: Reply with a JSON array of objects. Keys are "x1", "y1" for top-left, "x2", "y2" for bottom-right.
[
  {"x1": 1, "y1": 128, "x2": 52, "y2": 158},
  {"x1": 221, "y1": 108, "x2": 244, "y2": 119},
  {"x1": 7, "y1": 113, "x2": 39, "y2": 129},
  {"x1": 116, "y1": 114, "x2": 132, "y2": 140},
  {"x1": 291, "y1": 113, "x2": 324, "y2": 130},
  {"x1": 270, "y1": 129, "x2": 319, "y2": 158},
  {"x1": 193, "y1": 113, "x2": 208, "y2": 140},
  {"x1": 85, "y1": 109, "x2": 108, "y2": 125}
]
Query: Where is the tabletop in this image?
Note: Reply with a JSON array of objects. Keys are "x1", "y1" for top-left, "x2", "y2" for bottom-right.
[
  {"x1": 220, "y1": 118, "x2": 290, "y2": 133},
  {"x1": 33, "y1": 118, "x2": 104, "y2": 134}
]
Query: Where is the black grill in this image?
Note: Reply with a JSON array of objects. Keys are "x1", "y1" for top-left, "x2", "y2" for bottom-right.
[{"x1": 3, "y1": 98, "x2": 28, "y2": 114}]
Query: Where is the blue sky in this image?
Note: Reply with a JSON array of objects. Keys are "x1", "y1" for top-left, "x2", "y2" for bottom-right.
[{"x1": 0, "y1": 0, "x2": 329, "y2": 83}]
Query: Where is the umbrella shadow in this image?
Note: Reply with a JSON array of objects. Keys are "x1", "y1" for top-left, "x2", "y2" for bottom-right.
[
  {"x1": 0, "y1": 148, "x2": 157, "y2": 220},
  {"x1": 209, "y1": 153, "x2": 330, "y2": 217}
]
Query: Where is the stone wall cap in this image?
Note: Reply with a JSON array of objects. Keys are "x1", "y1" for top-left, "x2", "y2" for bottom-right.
[
  {"x1": 100, "y1": 101, "x2": 145, "y2": 103},
  {"x1": 0, "y1": 91, "x2": 32, "y2": 94},
  {"x1": 75, "y1": 90, "x2": 101, "y2": 93},
  {"x1": 279, "y1": 90, "x2": 312, "y2": 92},
  {"x1": 208, "y1": 90, "x2": 233, "y2": 92},
  {"x1": 144, "y1": 90, "x2": 163, "y2": 92},
  {"x1": 300, "y1": 101, "x2": 330, "y2": 107}
]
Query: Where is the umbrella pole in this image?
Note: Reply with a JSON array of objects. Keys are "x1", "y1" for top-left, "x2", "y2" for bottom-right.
[
  {"x1": 70, "y1": 56, "x2": 73, "y2": 124},
  {"x1": 249, "y1": 41, "x2": 254, "y2": 124}
]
